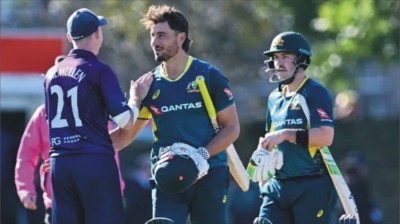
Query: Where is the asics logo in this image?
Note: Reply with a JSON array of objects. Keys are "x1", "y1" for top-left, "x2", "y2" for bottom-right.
[
  {"x1": 152, "y1": 90, "x2": 160, "y2": 100},
  {"x1": 317, "y1": 209, "x2": 324, "y2": 218}
]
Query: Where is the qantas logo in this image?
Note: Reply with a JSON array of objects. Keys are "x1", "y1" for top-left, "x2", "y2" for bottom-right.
[
  {"x1": 273, "y1": 118, "x2": 303, "y2": 128},
  {"x1": 161, "y1": 102, "x2": 202, "y2": 112},
  {"x1": 150, "y1": 105, "x2": 163, "y2": 116},
  {"x1": 150, "y1": 102, "x2": 202, "y2": 115},
  {"x1": 224, "y1": 88, "x2": 233, "y2": 100},
  {"x1": 317, "y1": 108, "x2": 331, "y2": 119}
]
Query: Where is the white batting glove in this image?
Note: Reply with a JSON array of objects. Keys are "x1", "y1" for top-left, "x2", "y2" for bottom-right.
[
  {"x1": 246, "y1": 146, "x2": 283, "y2": 183},
  {"x1": 189, "y1": 148, "x2": 210, "y2": 179},
  {"x1": 272, "y1": 149, "x2": 284, "y2": 170},
  {"x1": 158, "y1": 143, "x2": 210, "y2": 180}
]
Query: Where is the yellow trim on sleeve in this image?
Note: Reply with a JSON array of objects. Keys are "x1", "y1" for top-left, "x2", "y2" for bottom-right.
[
  {"x1": 138, "y1": 106, "x2": 152, "y2": 120},
  {"x1": 269, "y1": 125, "x2": 275, "y2": 133}
]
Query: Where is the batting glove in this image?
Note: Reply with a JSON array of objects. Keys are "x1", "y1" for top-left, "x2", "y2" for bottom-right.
[
  {"x1": 158, "y1": 143, "x2": 210, "y2": 180},
  {"x1": 246, "y1": 146, "x2": 283, "y2": 183},
  {"x1": 339, "y1": 214, "x2": 358, "y2": 224}
]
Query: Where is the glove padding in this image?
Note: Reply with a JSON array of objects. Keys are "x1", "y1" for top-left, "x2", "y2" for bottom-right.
[
  {"x1": 158, "y1": 143, "x2": 210, "y2": 179},
  {"x1": 246, "y1": 146, "x2": 283, "y2": 183}
]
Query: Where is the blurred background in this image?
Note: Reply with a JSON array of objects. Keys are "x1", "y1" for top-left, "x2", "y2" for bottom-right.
[{"x1": 1, "y1": 0, "x2": 398, "y2": 223}]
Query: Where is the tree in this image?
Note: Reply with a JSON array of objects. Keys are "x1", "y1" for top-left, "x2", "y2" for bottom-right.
[{"x1": 2, "y1": 0, "x2": 398, "y2": 117}]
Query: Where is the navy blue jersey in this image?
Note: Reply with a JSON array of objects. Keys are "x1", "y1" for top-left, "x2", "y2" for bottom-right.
[
  {"x1": 138, "y1": 56, "x2": 234, "y2": 168},
  {"x1": 266, "y1": 77, "x2": 334, "y2": 179},
  {"x1": 44, "y1": 49, "x2": 130, "y2": 156}
]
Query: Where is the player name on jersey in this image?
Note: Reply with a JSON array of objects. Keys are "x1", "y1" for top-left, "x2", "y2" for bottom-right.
[{"x1": 49, "y1": 66, "x2": 87, "y2": 82}]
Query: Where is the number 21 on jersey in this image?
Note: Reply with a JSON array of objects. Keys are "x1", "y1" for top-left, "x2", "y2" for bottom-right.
[{"x1": 50, "y1": 85, "x2": 82, "y2": 128}]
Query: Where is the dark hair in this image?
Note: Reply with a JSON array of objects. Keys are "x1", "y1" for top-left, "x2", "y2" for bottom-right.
[{"x1": 141, "y1": 5, "x2": 192, "y2": 52}]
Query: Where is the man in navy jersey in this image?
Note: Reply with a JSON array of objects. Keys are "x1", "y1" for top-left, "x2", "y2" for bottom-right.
[
  {"x1": 111, "y1": 5, "x2": 240, "y2": 224},
  {"x1": 248, "y1": 31, "x2": 337, "y2": 224},
  {"x1": 44, "y1": 8, "x2": 152, "y2": 224}
]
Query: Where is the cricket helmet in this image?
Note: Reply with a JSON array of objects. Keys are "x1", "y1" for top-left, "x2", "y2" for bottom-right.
[
  {"x1": 154, "y1": 155, "x2": 198, "y2": 194},
  {"x1": 264, "y1": 31, "x2": 312, "y2": 71}
]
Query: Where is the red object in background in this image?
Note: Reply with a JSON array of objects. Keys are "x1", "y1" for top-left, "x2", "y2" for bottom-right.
[{"x1": 0, "y1": 36, "x2": 65, "y2": 74}]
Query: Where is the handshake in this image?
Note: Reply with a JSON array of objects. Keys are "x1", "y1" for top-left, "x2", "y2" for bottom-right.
[{"x1": 246, "y1": 143, "x2": 283, "y2": 183}]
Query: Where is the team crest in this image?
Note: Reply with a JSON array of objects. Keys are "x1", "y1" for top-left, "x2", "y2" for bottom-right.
[
  {"x1": 186, "y1": 80, "x2": 200, "y2": 93},
  {"x1": 272, "y1": 37, "x2": 284, "y2": 47},
  {"x1": 290, "y1": 96, "x2": 301, "y2": 110}
]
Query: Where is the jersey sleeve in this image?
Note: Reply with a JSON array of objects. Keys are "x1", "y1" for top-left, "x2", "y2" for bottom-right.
[
  {"x1": 209, "y1": 66, "x2": 235, "y2": 113},
  {"x1": 138, "y1": 106, "x2": 152, "y2": 120},
  {"x1": 99, "y1": 65, "x2": 132, "y2": 122},
  {"x1": 308, "y1": 85, "x2": 334, "y2": 128}
]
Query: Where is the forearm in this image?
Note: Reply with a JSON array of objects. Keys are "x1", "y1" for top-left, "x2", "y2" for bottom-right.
[
  {"x1": 110, "y1": 119, "x2": 148, "y2": 151},
  {"x1": 308, "y1": 126, "x2": 334, "y2": 147},
  {"x1": 205, "y1": 123, "x2": 240, "y2": 156},
  {"x1": 110, "y1": 128, "x2": 130, "y2": 151}
]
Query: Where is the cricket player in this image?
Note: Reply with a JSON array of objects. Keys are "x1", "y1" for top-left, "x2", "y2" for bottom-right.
[
  {"x1": 247, "y1": 31, "x2": 337, "y2": 224},
  {"x1": 43, "y1": 8, "x2": 151, "y2": 224},
  {"x1": 111, "y1": 5, "x2": 240, "y2": 224},
  {"x1": 14, "y1": 104, "x2": 126, "y2": 224}
]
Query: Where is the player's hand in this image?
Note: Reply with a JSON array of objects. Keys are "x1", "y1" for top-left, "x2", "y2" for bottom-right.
[
  {"x1": 260, "y1": 130, "x2": 286, "y2": 150},
  {"x1": 129, "y1": 72, "x2": 153, "y2": 106},
  {"x1": 22, "y1": 194, "x2": 37, "y2": 210},
  {"x1": 247, "y1": 138, "x2": 283, "y2": 182},
  {"x1": 339, "y1": 214, "x2": 357, "y2": 224},
  {"x1": 158, "y1": 143, "x2": 210, "y2": 180},
  {"x1": 193, "y1": 147, "x2": 210, "y2": 179},
  {"x1": 246, "y1": 148, "x2": 274, "y2": 182},
  {"x1": 41, "y1": 159, "x2": 51, "y2": 173}
]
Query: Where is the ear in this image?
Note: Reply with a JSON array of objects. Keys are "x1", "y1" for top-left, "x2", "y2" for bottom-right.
[
  {"x1": 94, "y1": 28, "x2": 100, "y2": 39},
  {"x1": 178, "y1": 32, "x2": 186, "y2": 47},
  {"x1": 66, "y1": 33, "x2": 73, "y2": 43}
]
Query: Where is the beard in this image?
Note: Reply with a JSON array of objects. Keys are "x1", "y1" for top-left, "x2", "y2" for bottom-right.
[{"x1": 154, "y1": 42, "x2": 179, "y2": 62}]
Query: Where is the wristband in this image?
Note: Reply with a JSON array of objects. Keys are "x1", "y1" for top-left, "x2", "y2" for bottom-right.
[
  {"x1": 129, "y1": 105, "x2": 139, "y2": 123},
  {"x1": 296, "y1": 129, "x2": 309, "y2": 148}
]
